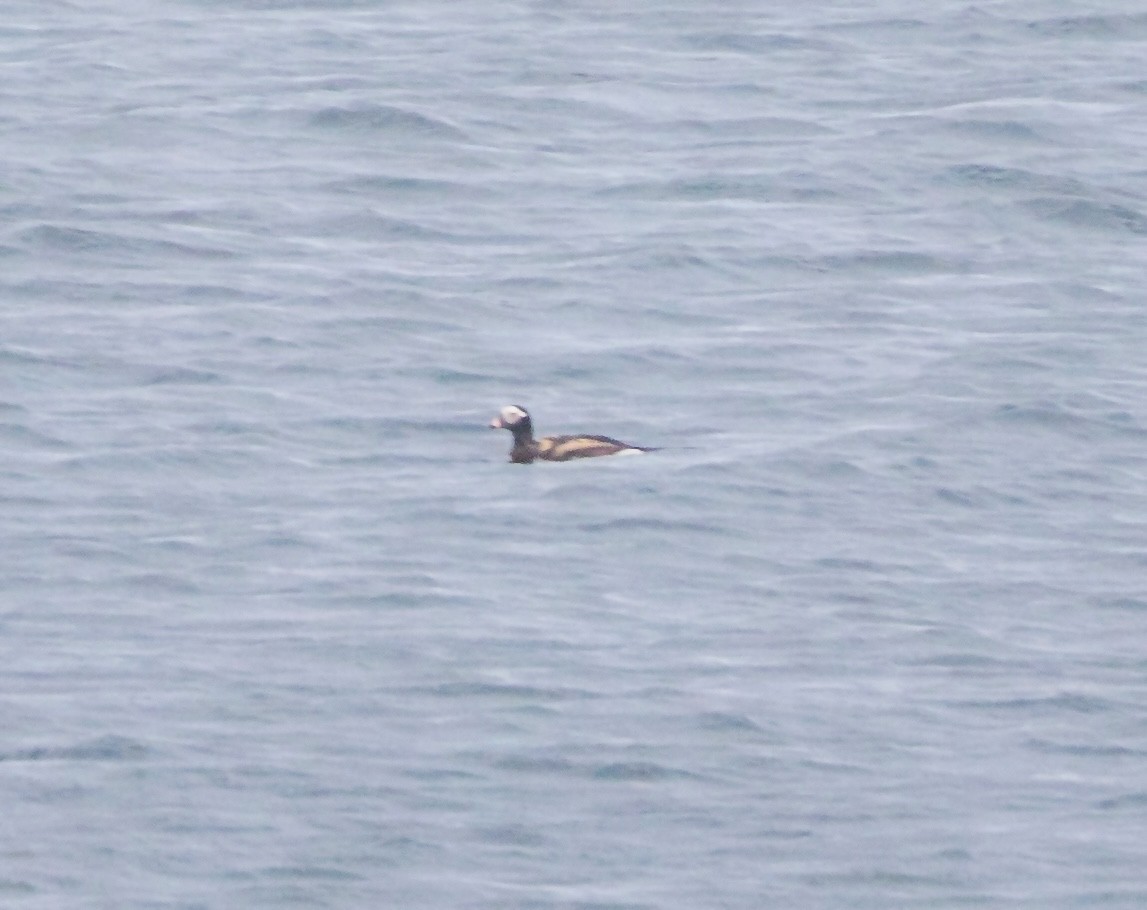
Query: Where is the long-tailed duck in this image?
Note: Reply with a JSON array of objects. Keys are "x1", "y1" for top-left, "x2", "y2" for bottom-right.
[{"x1": 489, "y1": 405, "x2": 652, "y2": 464}]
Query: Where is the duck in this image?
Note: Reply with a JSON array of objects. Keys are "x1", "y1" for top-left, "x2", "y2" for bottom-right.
[{"x1": 489, "y1": 405, "x2": 653, "y2": 464}]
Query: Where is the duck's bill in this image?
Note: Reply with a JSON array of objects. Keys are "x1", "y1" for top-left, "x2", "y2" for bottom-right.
[{"x1": 489, "y1": 416, "x2": 506, "y2": 429}]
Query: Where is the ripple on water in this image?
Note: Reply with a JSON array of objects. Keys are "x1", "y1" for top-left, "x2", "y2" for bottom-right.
[
  {"x1": 0, "y1": 735, "x2": 148, "y2": 763},
  {"x1": 306, "y1": 103, "x2": 468, "y2": 140},
  {"x1": 1021, "y1": 197, "x2": 1147, "y2": 235},
  {"x1": 18, "y1": 224, "x2": 237, "y2": 260}
]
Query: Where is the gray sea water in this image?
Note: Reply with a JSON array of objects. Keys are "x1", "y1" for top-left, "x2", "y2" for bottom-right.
[{"x1": 3, "y1": 2, "x2": 1147, "y2": 907}]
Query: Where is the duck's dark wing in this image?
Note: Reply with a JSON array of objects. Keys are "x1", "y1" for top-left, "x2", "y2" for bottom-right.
[{"x1": 537, "y1": 434, "x2": 649, "y2": 461}]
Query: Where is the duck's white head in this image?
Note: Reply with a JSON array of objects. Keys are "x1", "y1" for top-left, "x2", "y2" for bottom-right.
[{"x1": 490, "y1": 404, "x2": 530, "y2": 430}]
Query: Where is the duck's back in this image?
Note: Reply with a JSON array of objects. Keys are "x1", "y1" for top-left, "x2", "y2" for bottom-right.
[{"x1": 537, "y1": 434, "x2": 647, "y2": 461}]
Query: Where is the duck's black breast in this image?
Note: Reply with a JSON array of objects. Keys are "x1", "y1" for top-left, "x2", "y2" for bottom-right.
[
  {"x1": 536, "y1": 434, "x2": 647, "y2": 461},
  {"x1": 509, "y1": 442, "x2": 538, "y2": 464}
]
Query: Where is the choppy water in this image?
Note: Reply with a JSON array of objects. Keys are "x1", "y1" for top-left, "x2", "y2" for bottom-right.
[{"x1": 3, "y1": 2, "x2": 1147, "y2": 907}]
